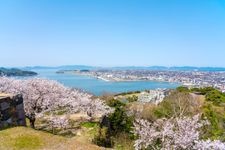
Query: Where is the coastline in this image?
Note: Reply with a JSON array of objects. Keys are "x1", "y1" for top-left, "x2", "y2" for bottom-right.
[{"x1": 61, "y1": 71, "x2": 182, "y2": 84}]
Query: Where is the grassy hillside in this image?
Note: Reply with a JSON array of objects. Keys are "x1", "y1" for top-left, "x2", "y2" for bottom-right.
[
  {"x1": 0, "y1": 127, "x2": 101, "y2": 150},
  {"x1": 1, "y1": 87, "x2": 224, "y2": 150}
]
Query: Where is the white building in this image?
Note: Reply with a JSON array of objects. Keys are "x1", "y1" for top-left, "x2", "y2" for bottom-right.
[{"x1": 138, "y1": 89, "x2": 168, "y2": 104}]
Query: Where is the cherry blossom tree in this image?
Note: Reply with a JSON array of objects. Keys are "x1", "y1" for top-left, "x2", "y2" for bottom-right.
[
  {"x1": 21, "y1": 78, "x2": 70, "y2": 128},
  {"x1": 48, "y1": 115, "x2": 70, "y2": 134},
  {"x1": 133, "y1": 115, "x2": 225, "y2": 150},
  {"x1": 194, "y1": 140, "x2": 225, "y2": 150},
  {"x1": 80, "y1": 98, "x2": 113, "y2": 118},
  {"x1": 64, "y1": 89, "x2": 113, "y2": 119},
  {"x1": 0, "y1": 77, "x2": 112, "y2": 128},
  {"x1": 0, "y1": 77, "x2": 22, "y2": 94}
]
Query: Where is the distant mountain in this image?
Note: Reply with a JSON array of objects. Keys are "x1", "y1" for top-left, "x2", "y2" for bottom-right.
[
  {"x1": 23, "y1": 65, "x2": 97, "y2": 70},
  {"x1": 0, "y1": 68, "x2": 38, "y2": 77},
  {"x1": 21, "y1": 65, "x2": 225, "y2": 72},
  {"x1": 107, "y1": 66, "x2": 168, "y2": 70}
]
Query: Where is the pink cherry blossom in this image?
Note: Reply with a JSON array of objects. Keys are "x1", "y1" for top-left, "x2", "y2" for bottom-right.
[
  {"x1": 134, "y1": 115, "x2": 224, "y2": 150},
  {"x1": 0, "y1": 77, "x2": 112, "y2": 128}
]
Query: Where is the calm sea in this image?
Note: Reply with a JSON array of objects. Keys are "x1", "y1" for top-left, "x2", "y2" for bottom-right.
[{"x1": 31, "y1": 69, "x2": 180, "y2": 96}]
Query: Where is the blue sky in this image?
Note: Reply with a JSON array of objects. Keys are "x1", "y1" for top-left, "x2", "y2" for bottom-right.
[{"x1": 0, "y1": 0, "x2": 225, "y2": 67}]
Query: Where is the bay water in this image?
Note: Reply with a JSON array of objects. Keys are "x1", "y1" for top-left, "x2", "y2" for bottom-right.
[{"x1": 31, "y1": 69, "x2": 180, "y2": 96}]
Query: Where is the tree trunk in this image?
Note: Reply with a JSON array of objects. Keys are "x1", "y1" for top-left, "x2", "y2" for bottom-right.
[
  {"x1": 29, "y1": 118, "x2": 36, "y2": 128},
  {"x1": 26, "y1": 113, "x2": 36, "y2": 128},
  {"x1": 87, "y1": 111, "x2": 93, "y2": 121},
  {"x1": 87, "y1": 111, "x2": 92, "y2": 118}
]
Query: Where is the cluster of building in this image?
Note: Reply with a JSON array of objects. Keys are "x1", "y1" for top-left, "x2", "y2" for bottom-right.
[
  {"x1": 72, "y1": 70, "x2": 225, "y2": 92},
  {"x1": 138, "y1": 89, "x2": 169, "y2": 104}
]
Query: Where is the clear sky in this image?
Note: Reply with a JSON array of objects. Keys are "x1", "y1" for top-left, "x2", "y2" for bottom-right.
[{"x1": 0, "y1": 0, "x2": 225, "y2": 67}]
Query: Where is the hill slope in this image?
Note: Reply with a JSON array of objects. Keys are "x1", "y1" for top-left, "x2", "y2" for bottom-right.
[{"x1": 0, "y1": 127, "x2": 101, "y2": 150}]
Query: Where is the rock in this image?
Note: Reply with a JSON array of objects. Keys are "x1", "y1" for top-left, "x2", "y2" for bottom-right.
[{"x1": 0, "y1": 93, "x2": 26, "y2": 128}]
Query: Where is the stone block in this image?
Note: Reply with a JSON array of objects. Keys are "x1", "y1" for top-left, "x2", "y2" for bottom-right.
[
  {"x1": 0, "y1": 102, "x2": 10, "y2": 111},
  {"x1": 6, "y1": 118, "x2": 12, "y2": 124},
  {"x1": 17, "y1": 110, "x2": 25, "y2": 119},
  {"x1": 16, "y1": 104, "x2": 24, "y2": 111},
  {"x1": 0, "y1": 94, "x2": 26, "y2": 128}
]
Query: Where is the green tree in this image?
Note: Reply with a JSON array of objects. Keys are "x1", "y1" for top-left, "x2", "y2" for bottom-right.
[
  {"x1": 191, "y1": 87, "x2": 215, "y2": 95},
  {"x1": 94, "y1": 99, "x2": 134, "y2": 148},
  {"x1": 107, "y1": 99, "x2": 134, "y2": 134},
  {"x1": 176, "y1": 86, "x2": 190, "y2": 93},
  {"x1": 202, "y1": 104, "x2": 225, "y2": 140},
  {"x1": 205, "y1": 90, "x2": 225, "y2": 105},
  {"x1": 127, "y1": 95, "x2": 138, "y2": 103}
]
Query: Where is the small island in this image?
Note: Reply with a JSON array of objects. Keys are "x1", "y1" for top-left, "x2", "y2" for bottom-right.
[{"x1": 0, "y1": 68, "x2": 38, "y2": 77}]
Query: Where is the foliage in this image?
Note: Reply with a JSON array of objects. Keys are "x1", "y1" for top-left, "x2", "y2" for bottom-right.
[
  {"x1": 107, "y1": 98, "x2": 126, "y2": 107},
  {"x1": 126, "y1": 88, "x2": 225, "y2": 149},
  {"x1": 190, "y1": 87, "x2": 225, "y2": 105},
  {"x1": 113, "y1": 132, "x2": 134, "y2": 150},
  {"x1": 205, "y1": 90, "x2": 225, "y2": 105},
  {"x1": 115, "y1": 91, "x2": 141, "y2": 96},
  {"x1": 93, "y1": 99, "x2": 134, "y2": 148},
  {"x1": 154, "y1": 91, "x2": 202, "y2": 118},
  {"x1": 202, "y1": 103, "x2": 225, "y2": 140},
  {"x1": 93, "y1": 127, "x2": 113, "y2": 148},
  {"x1": 129, "y1": 103, "x2": 157, "y2": 121},
  {"x1": 194, "y1": 139, "x2": 225, "y2": 150},
  {"x1": 132, "y1": 88, "x2": 225, "y2": 149},
  {"x1": 176, "y1": 86, "x2": 190, "y2": 93},
  {"x1": 127, "y1": 95, "x2": 138, "y2": 103},
  {"x1": 81, "y1": 122, "x2": 98, "y2": 128},
  {"x1": 0, "y1": 77, "x2": 112, "y2": 128},
  {"x1": 48, "y1": 115, "x2": 70, "y2": 134},
  {"x1": 191, "y1": 87, "x2": 215, "y2": 95},
  {"x1": 107, "y1": 99, "x2": 134, "y2": 134},
  {"x1": 134, "y1": 115, "x2": 225, "y2": 150}
]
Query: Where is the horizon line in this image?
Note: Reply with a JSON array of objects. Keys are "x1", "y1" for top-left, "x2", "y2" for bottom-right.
[{"x1": 2, "y1": 65, "x2": 225, "y2": 69}]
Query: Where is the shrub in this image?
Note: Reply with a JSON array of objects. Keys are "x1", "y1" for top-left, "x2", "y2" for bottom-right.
[
  {"x1": 93, "y1": 127, "x2": 113, "y2": 148},
  {"x1": 113, "y1": 132, "x2": 134, "y2": 150},
  {"x1": 154, "y1": 91, "x2": 202, "y2": 118},
  {"x1": 80, "y1": 122, "x2": 97, "y2": 128},
  {"x1": 176, "y1": 86, "x2": 190, "y2": 93},
  {"x1": 94, "y1": 99, "x2": 134, "y2": 148},
  {"x1": 205, "y1": 90, "x2": 225, "y2": 105},
  {"x1": 127, "y1": 95, "x2": 138, "y2": 103},
  {"x1": 202, "y1": 104, "x2": 225, "y2": 140},
  {"x1": 191, "y1": 87, "x2": 215, "y2": 95},
  {"x1": 107, "y1": 99, "x2": 134, "y2": 134}
]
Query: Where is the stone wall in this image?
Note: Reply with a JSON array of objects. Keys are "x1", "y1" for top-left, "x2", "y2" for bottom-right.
[{"x1": 0, "y1": 94, "x2": 26, "y2": 128}]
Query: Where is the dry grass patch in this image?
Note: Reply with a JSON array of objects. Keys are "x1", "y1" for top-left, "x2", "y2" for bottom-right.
[{"x1": 0, "y1": 127, "x2": 102, "y2": 150}]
